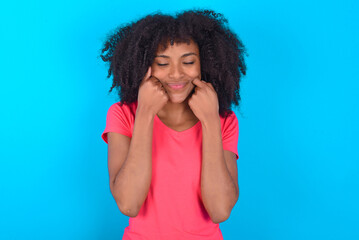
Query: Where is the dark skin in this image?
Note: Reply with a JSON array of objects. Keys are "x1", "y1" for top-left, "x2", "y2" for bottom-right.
[
  {"x1": 107, "y1": 39, "x2": 238, "y2": 222},
  {"x1": 150, "y1": 40, "x2": 201, "y2": 131}
]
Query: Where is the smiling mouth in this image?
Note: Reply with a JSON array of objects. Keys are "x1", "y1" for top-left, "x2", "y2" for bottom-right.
[{"x1": 167, "y1": 82, "x2": 188, "y2": 90}]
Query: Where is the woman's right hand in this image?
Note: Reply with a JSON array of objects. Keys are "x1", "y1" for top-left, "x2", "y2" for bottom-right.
[{"x1": 137, "y1": 67, "x2": 169, "y2": 116}]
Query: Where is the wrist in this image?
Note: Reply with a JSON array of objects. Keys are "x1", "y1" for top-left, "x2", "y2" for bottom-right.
[
  {"x1": 136, "y1": 105, "x2": 155, "y2": 119},
  {"x1": 201, "y1": 114, "x2": 220, "y2": 129}
]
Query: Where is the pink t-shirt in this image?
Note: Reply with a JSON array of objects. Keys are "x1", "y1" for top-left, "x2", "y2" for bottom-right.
[{"x1": 102, "y1": 101, "x2": 239, "y2": 240}]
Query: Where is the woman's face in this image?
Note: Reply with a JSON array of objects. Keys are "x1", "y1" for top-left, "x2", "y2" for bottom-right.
[{"x1": 151, "y1": 39, "x2": 201, "y2": 104}]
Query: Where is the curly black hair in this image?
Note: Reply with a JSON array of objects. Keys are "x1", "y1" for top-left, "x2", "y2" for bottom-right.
[{"x1": 100, "y1": 9, "x2": 247, "y2": 118}]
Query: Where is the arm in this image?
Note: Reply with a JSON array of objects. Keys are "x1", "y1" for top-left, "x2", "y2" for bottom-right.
[
  {"x1": 200, "y1": 115, "x2": 239, "y2": 223},
  {"x1": 108, "y1": 106, "x2": 155, "y2": 217}
]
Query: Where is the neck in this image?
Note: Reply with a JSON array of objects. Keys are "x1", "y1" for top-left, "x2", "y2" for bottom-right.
[{"x1": 157, "y1": 99, "x2": 195, "y2": 122}]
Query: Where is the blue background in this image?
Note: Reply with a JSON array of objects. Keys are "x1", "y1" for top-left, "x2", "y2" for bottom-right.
[{"x1": 1, "y1": 0, "x2": 358, "y2": 239}]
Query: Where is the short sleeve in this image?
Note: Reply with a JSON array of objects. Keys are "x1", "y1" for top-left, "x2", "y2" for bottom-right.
[
  {"x1": 222, "y1": 111, "x2": 239, "y2": 160},
  {"x1": 101, "y1": 102, "x2": 133, "y2": 144}
]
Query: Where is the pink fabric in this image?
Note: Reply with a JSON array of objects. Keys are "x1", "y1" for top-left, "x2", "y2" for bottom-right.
[{"x1": 102, "y1": 101, "x2": 239, "y2": 240}]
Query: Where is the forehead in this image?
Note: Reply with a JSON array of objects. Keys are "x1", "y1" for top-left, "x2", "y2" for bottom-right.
[{"x1": 156, "y1": 39, "x2": 199, "y2": 55}]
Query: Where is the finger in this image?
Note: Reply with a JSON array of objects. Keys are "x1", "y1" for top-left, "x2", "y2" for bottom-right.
[
  {"x1": 159, "y1": 83, "x2": 169, "y2": 95},
  {"x1": 188, "y1": 87, "x2": 196, "y2": 97},
  {"x1": 200, "y1": 79, "x2": 215, "y2": 91},
  {"x1": 192, "y1": 78, "x2": 206, "y2": 88},
  {"x1": 153, "y1": 77, "x2": 167, "y2": 92},
  {"x1": 144, "y1": 67, "x2": 151, "y2": 81},
  {"x1": 206, "y1": 82, "x2": 215, "y2": 92},
  {"x1": 157, "y1": 82, "x2": 164, "y2": 90},
  {"x1": 151, "y1": 75, "x2": 161, "y2": 83},
  {"x1": 154, "y1": 78, "x2": 165, "y2": 91}
]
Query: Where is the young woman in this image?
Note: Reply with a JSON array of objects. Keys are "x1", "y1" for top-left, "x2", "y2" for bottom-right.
[{"x1": 100, "y1": 9, "x2": 247, "y2": 240}]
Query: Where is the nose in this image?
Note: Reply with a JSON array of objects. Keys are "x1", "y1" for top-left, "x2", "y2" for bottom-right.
[{"x1": 168, "y1": 64, "x2": 184, "y2": 80}]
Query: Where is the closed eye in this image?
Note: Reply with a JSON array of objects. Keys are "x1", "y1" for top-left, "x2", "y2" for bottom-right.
[
  {"x1": 184, "y1": 62, "x2": 194, "y2": 64},
  {"x1": 157, "y1": 63, "x2": 168, "y2": 66}
]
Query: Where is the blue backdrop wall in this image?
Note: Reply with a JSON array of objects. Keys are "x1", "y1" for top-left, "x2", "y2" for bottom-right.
[{"x1": 1, "y1": 0, "x2": 358, "y2": 239}]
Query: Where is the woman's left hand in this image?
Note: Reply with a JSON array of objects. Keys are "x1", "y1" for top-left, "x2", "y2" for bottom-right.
[{"x1": 188, "y1": 78, "x2": 219, "y2": 122}]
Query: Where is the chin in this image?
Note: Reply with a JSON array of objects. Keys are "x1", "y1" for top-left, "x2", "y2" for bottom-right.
[{"x1": 168, "y1": 96, "x2": 187, "y2": 104}]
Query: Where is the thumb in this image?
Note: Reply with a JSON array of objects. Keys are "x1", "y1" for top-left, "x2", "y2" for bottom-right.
[{"x1": 144, "y1": 66, "x2": 151, "y2": 81}]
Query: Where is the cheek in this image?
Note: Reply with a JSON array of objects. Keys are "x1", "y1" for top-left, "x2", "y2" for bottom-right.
[
  {"x1": 187, "y1": 66, "x2": 201, "y2": 78},
  {"x1": 194, "y1": 64, "x2": 202, "y2": 77},
  {"x1": 150, "y1": 63, "x2": 201, "y2": 79},
  {"x1": 150, "y1": 66, "x2": 166, "y2": 79},
  {"x1": 189, "y1": 83, "x2": 196, "y2": 92}
]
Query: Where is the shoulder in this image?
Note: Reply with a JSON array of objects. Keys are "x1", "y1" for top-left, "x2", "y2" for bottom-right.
[
  {"x1": 220, "y1": 110, "x2": 238, "y2": 127},
  {"x1": 103, "y1": 101, "x2": 138, "y2": 141},
  {"x1": 105, "y1": 101, "x2": 138, "y2": 131},
  {"x1": 108, "y1": 101, "x2": 138, "y2": 117}
]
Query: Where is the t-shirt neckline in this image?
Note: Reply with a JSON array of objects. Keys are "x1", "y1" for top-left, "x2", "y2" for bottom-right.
[{"x1": 154, "y1": 114, "x2": 201, "y2": 134}]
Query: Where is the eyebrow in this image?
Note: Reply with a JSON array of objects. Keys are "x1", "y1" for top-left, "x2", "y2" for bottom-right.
[{"x1": 155, "y1": 53, "x2": 197, "y2": 58}]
